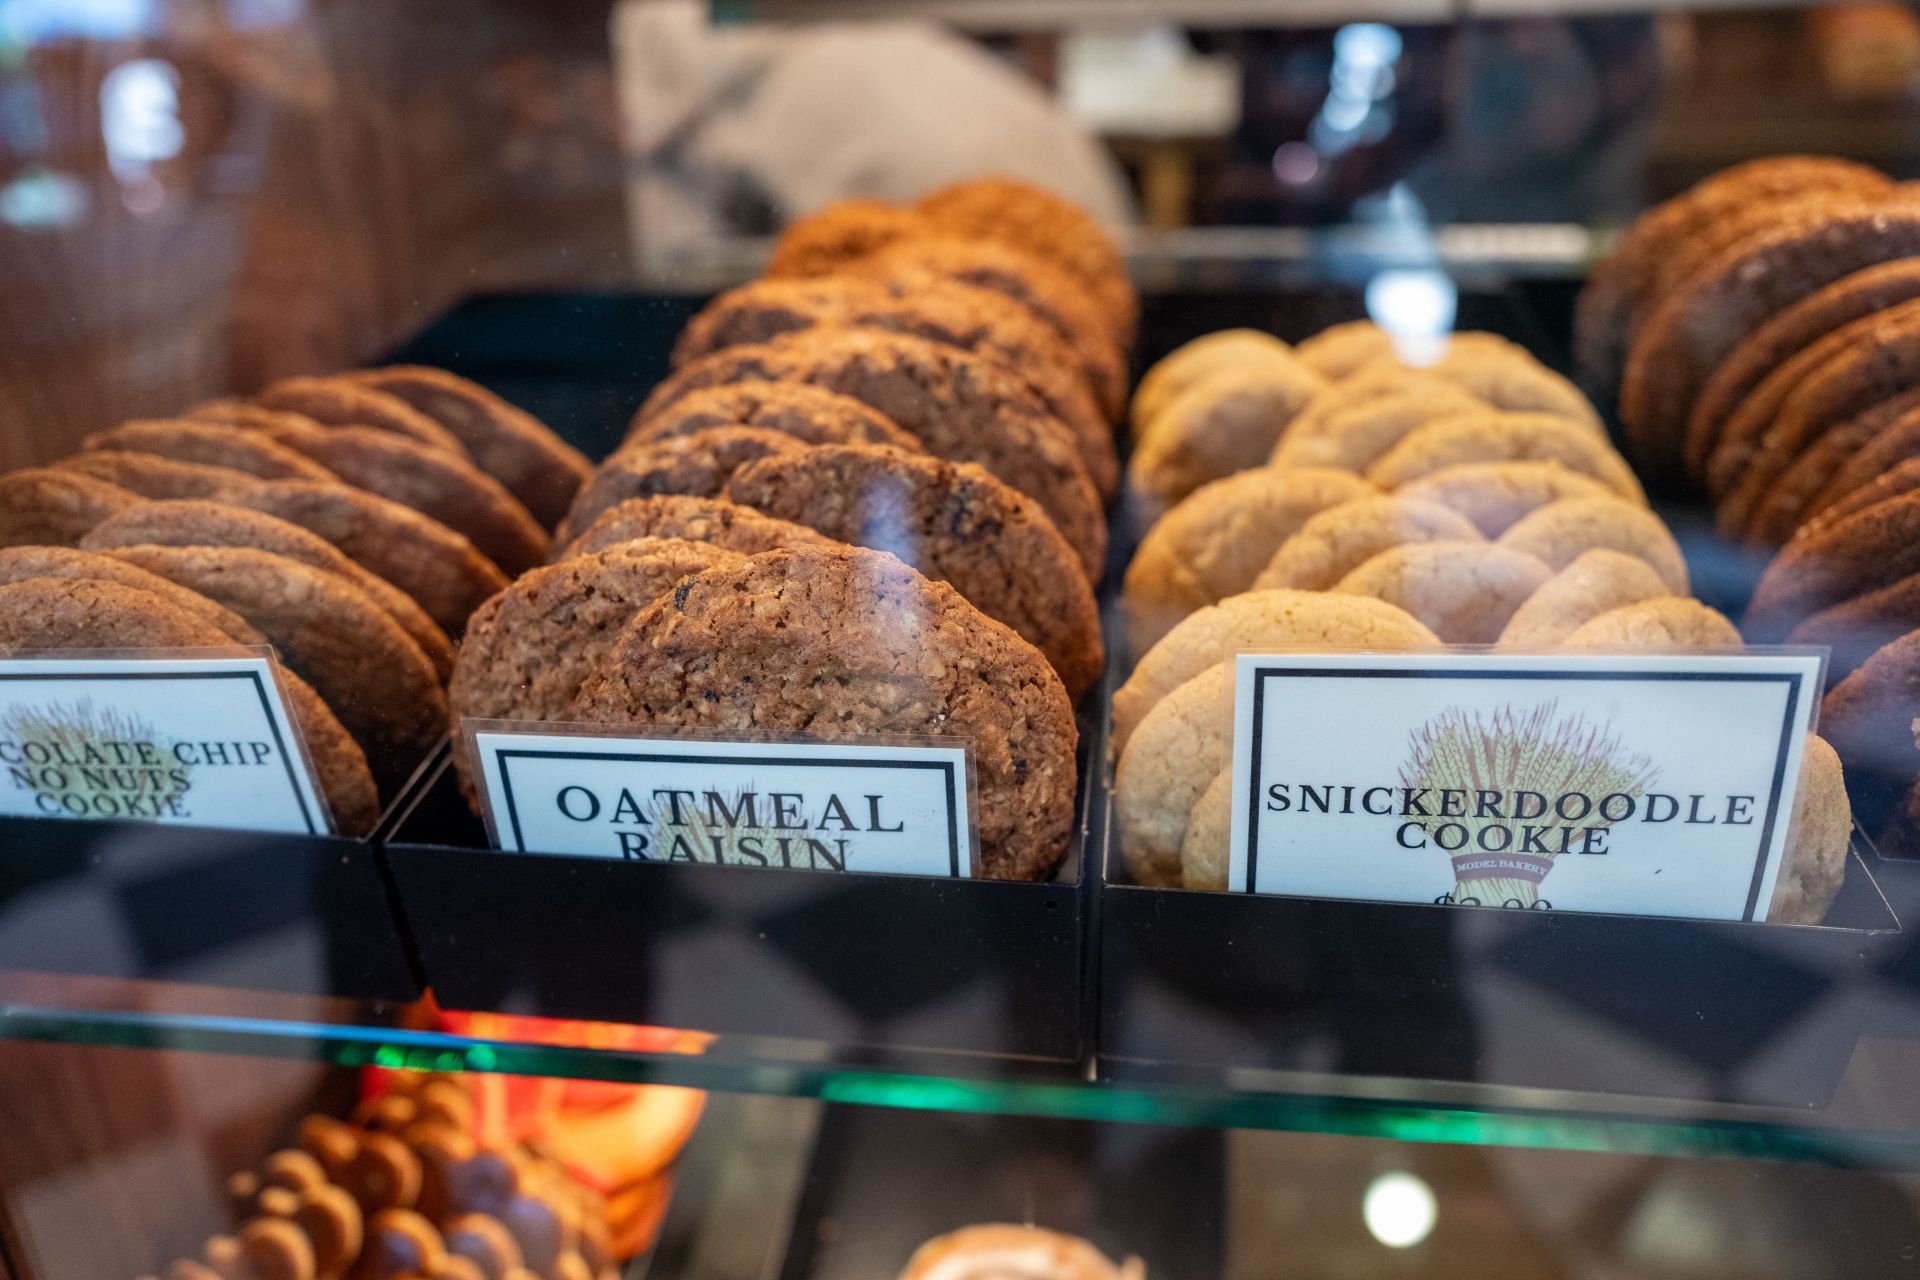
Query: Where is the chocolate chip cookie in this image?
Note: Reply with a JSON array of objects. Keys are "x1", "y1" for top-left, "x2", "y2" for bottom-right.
[
  {"x1": 566, "y1": 545, "x2": 1079, "y2": 881},
  {"x1": 0, "y1": 546, "x2": 265, "y2": 647},
  {"x1": 81, "y1": 421, "x2": 338, "y2": 483},
  {"x1": 0, "y1": 467, "x2": 137, "y2": 548},
  {"x1": 763, "y1": 199, "x2": 931, "y2": 279},
  {"x1": 255, "y1": 376, "x2": 469, "y2": 459}
]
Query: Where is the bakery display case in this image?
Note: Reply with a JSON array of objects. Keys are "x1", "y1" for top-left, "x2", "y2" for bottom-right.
[{"x1": 12, "y1": 1, "x2": 1920, "y2": 1276}]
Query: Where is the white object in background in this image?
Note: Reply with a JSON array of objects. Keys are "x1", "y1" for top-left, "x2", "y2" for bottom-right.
[{"x1": 1058, "y1": 27, "x2": 1240, "y2": 139}]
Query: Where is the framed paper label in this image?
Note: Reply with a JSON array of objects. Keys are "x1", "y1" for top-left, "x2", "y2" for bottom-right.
[
  {"x1": 1227, "y1": 650, "x2": 1823, "y2": 922},
  {"x1": 0, "y1": 650, "x2": 332, "y2": 835},
  {"x1": 466, "y1": 723, "x2": 978, "y2": 877}
]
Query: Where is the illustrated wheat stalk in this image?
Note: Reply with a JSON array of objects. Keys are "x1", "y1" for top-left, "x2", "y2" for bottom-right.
[
  {"x1": 0, "y1": 699, "x2": 192, "y2": 811},
  {"x1": 643, "y1": 784, "x2": 839, "y2": 869}
]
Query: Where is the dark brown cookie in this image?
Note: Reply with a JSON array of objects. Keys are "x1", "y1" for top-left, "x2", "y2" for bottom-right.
[
  {"x1": 566, "y1": 545, "x2": 1078, "y2": 881},
  {"x1": 227, "y1": 481, "x2": 510, "y2": 640},
  {"x1": 257, "y1": 418, "x2": 548, "y2": 575},
  {"x1": 1686, "y1": 258, "x2": 1920, "y2": 479},
  {"x1": 559, "y1": 494, "x2": 839, "y2": 561},
  {"x1": 450, "y1": 539, "x2": 744, "y2": 785},
  {"x1": 1820, "y1": 629, "x2": 1920, "y2": 806},
  {"x1": 0, "y1": 467, "x2": 137, "y2": 547},
  {"x1": 1576, "y1": 157, "x2": 1890, "y2": 394},
  {"x1": 56, "y1": 451, "x2": 259, "y2": 502},
  {"x1": 1746, "y1": 489, "x2": 1920, "y2": 639},
  {"x1": 636, "y1": 328, "x2": 1106, "y2": 574},
  {"x1": 1804, "y1": 396, "x2": 1920, "y2": 524},
  {"x1": 1621, "y1": 201, "x2": 1920, "y2": 476},
  {"x1": 0, "y1": 546, "x2": 265, "y2": 647},
  {"x1": 762, "y1": 199, "x2": 932, "y2": 278},
  {"x1": 625, "y1": 381, "x2": 924, "y2": 454},
  {"x1": 81, "y1": 421, "x2": 339, "y2": 483},
  {"x1": 0, "y1": 577, "x2": 379, "y2": 835},
  {"x1": 916, "y1": 176, "x2": 1137, "y2": 348},
  {"x1": 1716, "y1": 303, "x2": 1920, "y2": 537},
  {"x1": 555, "y1": 427, "x2": 809, "y2": 549},
  {"x1": 104, "y1": 545, "x2": 446, "y2": 793},
  {"x1": 1789, "y1": 575, "x2": 1920, "y2": 680},
  {"x1": 852, "y1": 237, "x2": 1128, "y2": 424},
  {"x1": 345, "y1": 365, "x2": 591, "y2": 530},
  {"x1": 1741, "y1": 388, "x2": 1920, "y2": 545},
  {"x1": 725, "y1": 444, "x2": 1103, "y2": 698},
  {"x1": 671, "y1": 276, "x2": 1115, "y2": 491},
  {"x1": 255, "y1": 376, "x2": 469, "y2": 459},
  {"x1": 80, "y1": 499, "x2": 456, "y2": 682}
]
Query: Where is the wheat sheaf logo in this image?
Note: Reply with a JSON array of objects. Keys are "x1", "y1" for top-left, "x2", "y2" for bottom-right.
[
  {"x1": 1399, "y1": 700, "x2": 1657, "y2": 909},
  {"x1": 1, "y1": 699, "x2": 194, "y2": 818},
  {"x1": 639, "y1": 784, "x2": 853, "y2": 870}
]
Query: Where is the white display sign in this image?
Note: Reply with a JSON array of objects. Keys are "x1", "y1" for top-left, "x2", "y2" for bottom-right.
[
  {"x1": 1227, "y1": 651, "x2": 1823, "y2": 922},
  {"x1": 467, "y1": 724, "x2": 977, "y2": 877},
  {"x1": 0, "y1": 651, "x2": 332, "y2": 835}
]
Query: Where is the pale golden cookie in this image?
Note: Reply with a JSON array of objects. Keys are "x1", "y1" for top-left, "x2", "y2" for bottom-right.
[
  {"x1": 1127, "y1": 359, "x2": 1330, "y2": 522},
  {"x1": 1496, "y1": 549, "x2": 1673, "y2": 648},
  {"x1": 1561, "y1": 598, "x2": 1741, "y2": 648},
  {"x1": 1111, "y1": 588, "x2": 1439, "y2": 754},
  {"x1": 1280, "y1": 367, "x2": 1465, "y2": 443},
  {"x1": 1365, "y1": 412, "x2": 1644, "y2": 502},
  {"x1": 1114, "y1": 662, "x2": 1233, "y2": 887},
  {"x1": 1412, "y1": 345, "x2": 1601, "y2": 428},
  {"x1": 1771, "y1": 734, "x2": 1851, "y2": 925},
  {"x1": 1269, "y1": 386, "x2": 1487, "y2": 472},
  {"x1": 1251, "y1": 496, "x2": 1484, "y2": 591},
  {"x1": 1121, "y1": 466, "x2": 1375, "y2": 657},
  {"x1": 1178, "y1": 768, "x2": 1235, "y2": 891},
  {"x1": 1131, "y1": 329, "x2": 1294, "y2": 438},
  {"x1": 1395, "y1": 460, "x2": 1618, "y2": 537},
  {"x1": 1494, "y1": 494, "x2": 1689, "y2": 592},
  {"x1": 1331, "y1": 541, "x2": 1552, "y2": 644},
  {"x1": 1295, "y1": 320, "x2": 1393, "y2": 380}
]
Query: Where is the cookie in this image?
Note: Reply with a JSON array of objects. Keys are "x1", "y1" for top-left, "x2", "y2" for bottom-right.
[
  {"x1": 1494, "y1": 495, "x2": 1689, "y2": 591},
  {"x1": 1270, "y1": 385, "x2": 1488, "y2": 473},
  {"x1": 57, "y1": 451, "x2": 258, "y2": 502},
  {"x1": 725, "y1": 444, "x2": 1103, "y2": 698},
  {"x1": 1803, "y1": 396, "x2": 1920, "y2": 523},
  {"x1": 1771, "y1": 734, "x2": 1851, "y2": 925},
  {"x1": 762, "y1": 198, "x2": 930, "y2": 278},
  {"x1": 255, "y1": 375, "x2": 469, "y2": 459},
  {"x1": 558, "y1": 494, "x2": 838, "y2": 561},
  {"x1": 1715, "y1": 303, "x2": 1920, "y2": 537},
  {"x1": 1576, "y1": 156, "x2": 1890, "y2": 392},
  {"x1": 916, "y1": 176, "x2": 1136, "y2": 347},
  {"x1": 1786, "y1": 576, "x2": 1920, "y2": 680},
  {"x1": 1819, "y1": 629, "x2": 1920, "y2": 792},
  {"x1": 1111, "y1": 588, "x2": 1440, "y2": 754},
  {"x1": 635, "y1": 328, "x2": 1106, "y2": 575},
  {"x1": 1279, "y1": 367, "x2": 1465, "y2": 443},
  {"x1": 565, "y1": 546, "x2": 1078, "y2": 881},
  {"x1": 1394, "y1": 460, "x2": 1618, "y2": 537},
  {"x1": 257, "y1": 418, "x2": 548, "y2": 575},
  {"x1": 1407, "y1": 345, "x2": 1602, "y2": 429},
  {"x1": 0, "y1": 467, "x2": 137, "y2": 548},
  {"x1": 1746, "y1": 489, "x2": 1920, "y2": 638},
  {"x1": 556, "y1": 427, "x2": 809, "y2": 549},
  {"x1": 1179, "y1": 768, "x2": 1235, "y2": 891},
  {"x1": 1620, "y1": 201, "x2": 1920, "y2": 475},
  {"x1": 1132, "y1": 329, "x2": 1294, "y2": 436},
  {"x1": 228, "y1": 482, "x2": 509, "y2": 640},
  {"x1": 81, "y1": 421, "x2": 338, "y2": 483},
  {"x1": 345, "y1": 365, "x2": 592, "y2": 530},
  {"x1": 183, "y1": 399, "x2": 326, "y2": 434},
  {"x1": 80, "y1": 500, "x2": 456, "y2": 682},
  {"x1": 850, "y1": 237, "x2": 1129, "y2": 423},
  {"x1": 1296, "y1": 320, "x2": 1394, "y2": 380},
  {"x1": 897, "y1": 1225, "x2": 1132, "y2": 1280},
  {"x1": 1331, "y1": 541, "x2": 1552, "y2": 644},
  {"x1": 1365, "y1": 413, "x2": 1645, "y2": 502},
  {"x1": 1252, "y1": 496, "x2": 1484, "y2": 591},
  {"x1": 1685, "y1": 258, "x2": 1920, "y2": 479},
  {"x1": 626, "y1": 381, "x2": 924, "y2": 454},
  {"x1": 1495, "y1": 550, "x2": 1673, "y2": 648},
  {"x1": 1115, "y1": 661, "x2": 1232, "y2": 887},
  {"x1": 0, "y1": 546, "x2": 266, "y2": 647},
  {"x1": 1738, "y1": 387, "x2": 1920, "y2": 545},
  {"x1": 0, "y1": 577, "x2": 379, "y2": 835},
  {"x1": 450, "y1": 540, "x2": 743, "y2": 776},
  {"x1": 236, "y1": 1216, "x2": 314, "y2": 1280},
  {"x1": 104, "y1": 545, "x2": 446, "y2": 793},
  {"x1": 1121, "y1": 467, "x2": 1376, "y2": 657},
  {"x1": 1807, "y1": 454, "x2": 1920, "y2": 533},
  {"x1": 1127, "y1": 359, "x2": 1330, "y2": 521},
  {"x1": 1561, "y1": 597, "x2": 1741, "y2": 649},
  {"x1": 671, "y1": 277, "x2": 1111, "y2": 485}
]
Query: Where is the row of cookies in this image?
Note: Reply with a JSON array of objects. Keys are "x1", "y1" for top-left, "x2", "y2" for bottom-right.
[
  {"x1": 141, "y1": 1072, "x2": 621, "y2": 1280},
  {"x1": 1108, "y1": 584, "x2": 1851, "y2": 921},
  {"x1": 1123, "y1": 325, "x2": 1682, "y2": 659},
  {"x1": 0, "y1": 367, "x2": 589, "y2": 834}
]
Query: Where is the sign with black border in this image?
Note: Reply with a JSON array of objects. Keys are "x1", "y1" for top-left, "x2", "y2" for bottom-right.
[
  {"x1": 1227, "y1": 650, "x2": 1822, "y2": 922},
  {"x1": 465, "y1": 722, "x2": 978, "y2": 878},
  {"x1": 0, "y1": 649, "x2": 330, "y2": 835}
]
